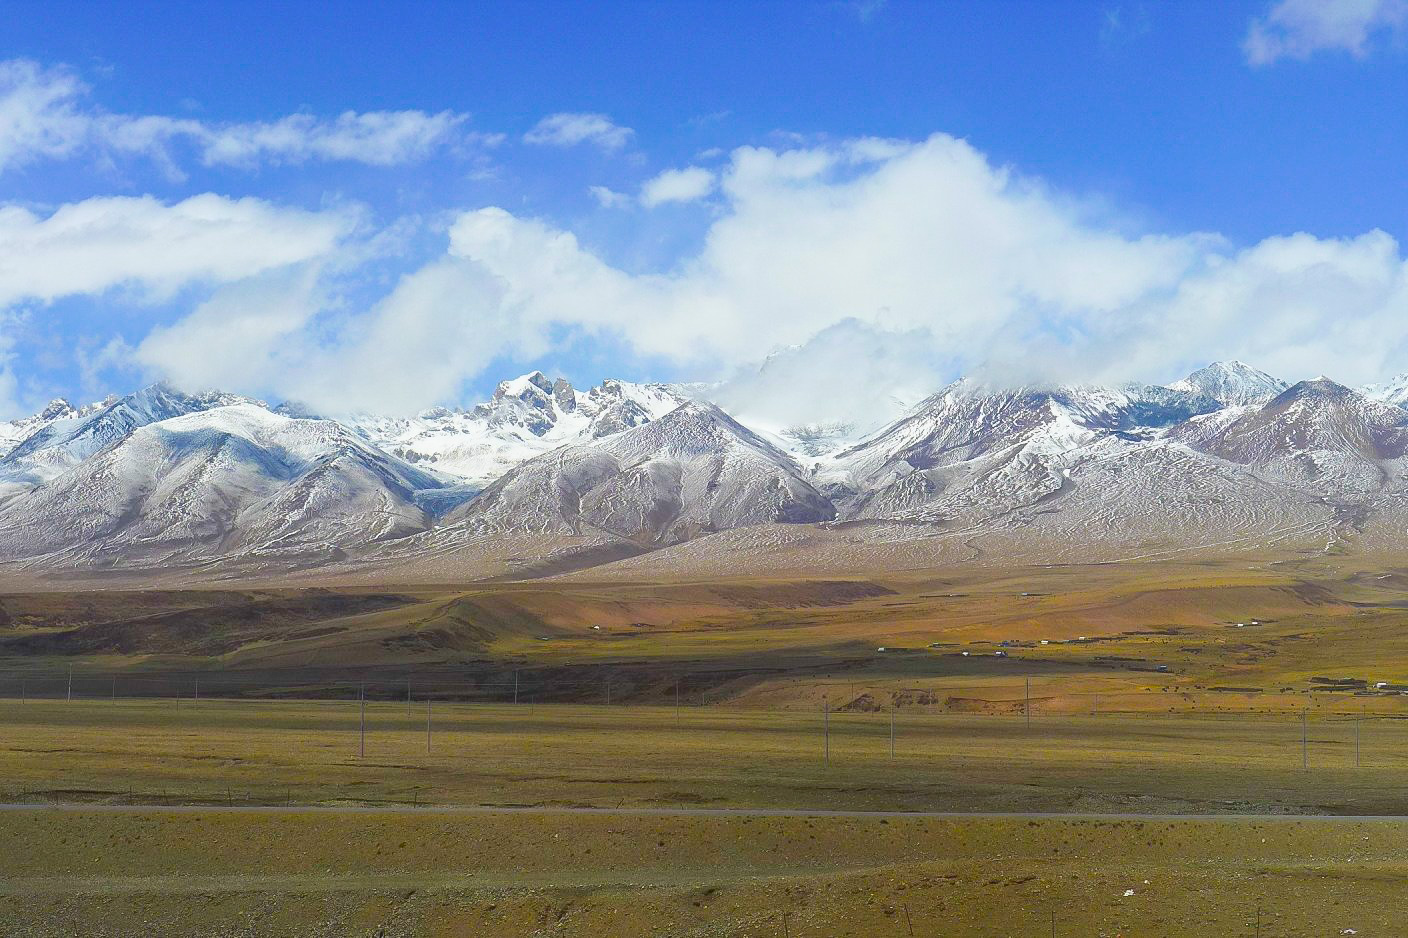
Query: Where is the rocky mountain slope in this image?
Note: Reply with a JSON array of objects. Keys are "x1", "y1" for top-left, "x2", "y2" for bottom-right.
[
  {"x1": 0, "y1": 397, "x2": 460, "y2": 570},
  {"x1": 445, "y1": 401, "x2": 834, "y2": 545}
]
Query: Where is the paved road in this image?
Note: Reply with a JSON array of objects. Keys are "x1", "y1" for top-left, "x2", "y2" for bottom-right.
[{"x1": 0, "y1": 802, "x2": 1405, "y2": 822}]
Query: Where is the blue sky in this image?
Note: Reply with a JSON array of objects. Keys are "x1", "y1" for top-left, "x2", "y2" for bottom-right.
[{"x1": 2, "y1": 0, "x2": 1406, "y2": 423}]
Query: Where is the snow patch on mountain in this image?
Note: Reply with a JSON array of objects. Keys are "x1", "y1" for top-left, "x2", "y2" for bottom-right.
[
  {"x1": 350, "y1": 372, "x2": 687, "y2": 487},
  {"x1": 1362, "y1": 373, "x2": 1408, "y2": 409},
  {"x1": 1169, "y1": 361, "x2": 1287, "y2": 407},
  {"x1": 0, "y1": 402, "x2": 458, "y2": 569},
  {"x1": 444, "y1": 400, "x2": 834, "y2": 545},
  {"x1": 0, "y1": 384, "x2": 257, "y2": 503}
]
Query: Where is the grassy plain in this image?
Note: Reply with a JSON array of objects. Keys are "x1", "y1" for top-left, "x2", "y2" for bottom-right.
[
  {"x1": 0, "y1": 698, "x2": 1405, "y2": 814},
  {"x1": 5, "y1": 556, "x2": 1408, "y2": 934},
  {"x1": 0, "y1": 808, "x2": 1403, "y2": 937}
]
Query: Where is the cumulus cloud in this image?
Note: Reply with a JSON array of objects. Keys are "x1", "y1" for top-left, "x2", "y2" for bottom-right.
[
  {"x1": 442, "y1": 136, "x2": 1207, "y2": 383},
  {"x1": 398, "y1": 134, "x2": 1406, "y2": 422},
  {"x1": 0, "y1": 194, "x2": 355, "y2": 307},
  {"x1": 135, "y1": 254, "x2": 513, "y2": 416},
  {"x1": 0, "y1": 58, "x2": 480, "y2": 174},
  {"x1": 73, "y1": 133, "x2": 1408, "y2": 427},
  {"x1": 640, "y1": 166, "x2": 715, "y2": 207},
  {"x1": 523, "y1": 112, "x2": 633, "y2": 151},
  {"x1": 1245, "y1": 0, "x2": 1408, "y2": 65}
]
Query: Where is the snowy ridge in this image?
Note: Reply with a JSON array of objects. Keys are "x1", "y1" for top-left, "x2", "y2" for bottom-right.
[
  {"x1": 348, "y1": 372, "x2": 687, "y2": 487},
  {"x1": 1362, "y1": 373, "x2": 1408, "y2": 409},
  {"x1": 0, "y1": 402, "x2": 460, "y2": 569},
  {"x1": 445, "y1": 400, "x2": 834, "y2": 545},
  {"x1": 6, "y1": 361, "x2": 1408, "y2": 575},
  {"x1": 1169, "y1": 360, "x2": 1288, "y2": 406}
]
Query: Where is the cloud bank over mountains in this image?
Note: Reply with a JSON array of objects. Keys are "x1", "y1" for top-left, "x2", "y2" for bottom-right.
[
  {"x1": 2, "y1": 1, "x2": 1407, "y2": 431},
  {"x1": 4, "y1": 126, "x2": 1408, "y2": 429}
]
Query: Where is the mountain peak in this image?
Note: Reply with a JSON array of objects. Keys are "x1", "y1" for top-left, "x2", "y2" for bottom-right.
[
  {"x1": 495, "y1": 371, "x2": 556, "y2": 399},
  {"x1": 37, "y1": 399, "x2": 77, "y2": 421},
  {"x1": 1169, "y1": 361, "x2": 1287, "y2": 407}
]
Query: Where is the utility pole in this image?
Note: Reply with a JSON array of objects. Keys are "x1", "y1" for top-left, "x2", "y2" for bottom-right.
[
  {"x1": 1026, "y1": 676, "x2": 1031, "y2": 729},
  {"x1": 605, "y1": 681, "x2": 610, "y2": 706},
  {"x1": 890, "y1": 707, "x2": 895, "y2": 758},
  {"x1": 426, "y1": 697, "x2": 431, "y2": 754},
  {"x1": 1356, "y1": 719, "x2": 1361, "y2": 768},
  {"x1": 407, "y1": 676, "x2": 412, "y2": 717},
  {"x1": 359, "y1": 683, "x2": 366, "y2": 759},
  {"x1": 111, "y1": 676, "x2": 116, "y2": 702},
  {"x1": 675, "y1": 679, "x2": 681, "y2": 724},
  {"x1": 513, "y1": 670, "x2": 519, "y2": 705},
  {"x1": 1302, "y1": 709, "x2": 1308, "y2": 771},
  {"x1": 66, "y1": 666, "x2": 72, "y2": 702},
  {"x1": 194, "y1": 677, "x2": 198, "y2": 703},
  {"x1": 824, "y1": 697, "x2": 830, "y2": 766}
]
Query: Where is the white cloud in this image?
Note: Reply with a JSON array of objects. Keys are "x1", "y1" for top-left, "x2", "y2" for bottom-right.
[
  {"x1": 523, "y1": 112, "x2": 633, "y2": 151},
  {"x1": 0, "y1": 311, "x2": 21, "y2": 418},
  {"x1": 588, "y1": 185, "x2": 630, "y2": 208},
  {"x1": 104, "y1": 133, "x2": 1408, "y2": 426},
  {"x1": 640, "y1": 166, "x2": 715, "y2": 207},
  {"x1": 135, "y1": 255, "x2": 513, "y2": 416},
  {"x1": 133, "y1": 265, "x2": 327, "y2": 394},
  {"x1": 0, "y1": 58, "x2": 480, "y2": 173},
  {"x1": 423, "y1": 134, "x2": 1408, "y2": 421},
  {"x1": 1245, "y1": 0, "x2": 1408, "y2": 65},
  {"x1": 0, "y1": 194, "x2": 354, "y2": 307},
  {"x1": 0, "y1": 60, "x2": 88, "y2": 172}
]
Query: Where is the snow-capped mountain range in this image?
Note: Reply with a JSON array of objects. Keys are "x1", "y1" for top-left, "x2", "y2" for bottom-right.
[{"x1": 6, "y1": 361, "x2": 1408, "y2": 576}]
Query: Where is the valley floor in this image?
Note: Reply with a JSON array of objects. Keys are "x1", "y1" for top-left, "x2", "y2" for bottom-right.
[
  {"x1": 0, "y1": 807, "x2": 1400, "y2": 937},
  {"x1": 7, "y1": 556, "x2": 1408, "y2": 934}
]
